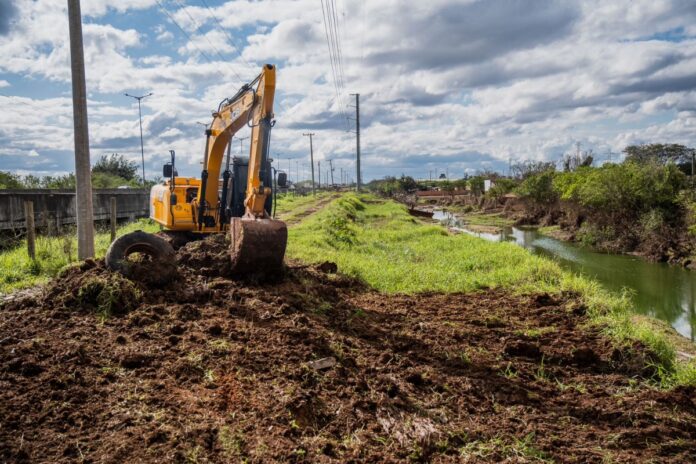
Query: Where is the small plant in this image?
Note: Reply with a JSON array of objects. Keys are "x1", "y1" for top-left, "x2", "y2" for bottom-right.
[
  {"x1": 535, "y1": 356, "x2": 549, "y2": 382},
  {"x1": 501, "y1": 362, "x2": 517, "y2": 379}
]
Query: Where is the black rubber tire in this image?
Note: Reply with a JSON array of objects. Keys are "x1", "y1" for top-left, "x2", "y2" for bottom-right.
[{"x1": 106, "y1": 230, "x2": 177, "y2": 284}]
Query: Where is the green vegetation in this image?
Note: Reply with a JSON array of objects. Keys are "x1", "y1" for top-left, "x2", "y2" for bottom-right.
[
  {"x1": 0, "y1": 219, "x2": 159, "y2": 295},
  {"x1": 0, "y1": 153, "x2": 158, "y2": 189},
  {"x1": 287, "y1": 193, "x2": 696, "y2": 386},
  {"x1": 517, "y1": 159, "x2": 689, "y2": 258}
]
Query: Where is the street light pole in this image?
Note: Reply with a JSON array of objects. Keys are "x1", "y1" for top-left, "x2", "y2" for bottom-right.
[{"x1": 125, "y1": 92, "x2": 153, "y2": 185}]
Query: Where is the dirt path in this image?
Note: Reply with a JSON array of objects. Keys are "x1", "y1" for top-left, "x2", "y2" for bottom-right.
[
  {"x1": 280, "y1": 193, "x2": 341, "y2": 225},
  {"x1": 1, "y1": 236, "x2": 695, "y2": 463}
]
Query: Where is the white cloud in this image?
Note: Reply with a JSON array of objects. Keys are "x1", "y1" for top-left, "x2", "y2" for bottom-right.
[{"x1": 1, "y1": 0, "x2": 696, "y2": 180}]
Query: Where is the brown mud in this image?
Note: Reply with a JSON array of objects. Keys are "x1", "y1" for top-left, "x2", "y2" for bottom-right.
[{"x1": 1, "y1": 236, "x2": 695, "y2": 463}]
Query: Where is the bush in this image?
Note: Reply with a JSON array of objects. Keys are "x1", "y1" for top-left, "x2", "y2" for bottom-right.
[{"x1": 516, "y1": 169, "x2": 557, "y2": 205}]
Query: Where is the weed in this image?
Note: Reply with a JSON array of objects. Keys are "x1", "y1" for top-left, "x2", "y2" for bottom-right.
[
  {"x1": 535, "y1": 356, "x2": 550, "y2": 382},
  {"x1": 556, "y1": 379, "x2": 587, "y2": 394},
  {"x1": 207, "y1": 339, "x2": 232, "y2": 355},
  {"x1": 501, "y1": 362, "x2": 518, "y2": 379},
  {"x1": 218, "y1": 426, "x2": 245, "y2": 458}
]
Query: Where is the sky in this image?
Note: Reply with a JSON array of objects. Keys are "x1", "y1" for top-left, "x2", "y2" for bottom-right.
[{"x1": 0, "y1": 0, "x2": 695, "y2": 183}]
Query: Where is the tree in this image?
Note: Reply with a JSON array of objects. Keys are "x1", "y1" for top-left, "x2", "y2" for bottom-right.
[
  {"x1": 623, "y1": 144, "x2": 693, "y2": 166},
  {"x1": 92, "y1": 153, "x2": 138, "y2": 181},
  {"x1": 0, "y1": 171, "x2": 24, "y2": 189},
  {"x1": 468, "y1": 176, "x2": 485, "y2": 196},
  {"x1": 511, "y1": 160, "x2": 556, "y2": 179}
]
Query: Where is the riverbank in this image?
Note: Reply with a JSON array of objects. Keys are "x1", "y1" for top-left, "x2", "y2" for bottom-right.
[{"x1": 288, "y1": 193, "x2": 696, "y2": 386}]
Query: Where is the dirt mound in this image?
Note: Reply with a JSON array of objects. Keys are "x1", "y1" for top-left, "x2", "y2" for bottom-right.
[{"x1": 1, "y1": 236, "x2": 695, "y2": 462}]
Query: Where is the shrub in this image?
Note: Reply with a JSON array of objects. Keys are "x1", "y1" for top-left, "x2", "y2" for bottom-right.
[{"x1": 516, "y1": 169, "x2": 557, "y2": 205}]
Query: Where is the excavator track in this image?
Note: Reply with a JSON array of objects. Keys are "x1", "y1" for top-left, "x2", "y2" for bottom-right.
[{"x1": 230, "y1": 217, "x2": 287, "y2": 277}]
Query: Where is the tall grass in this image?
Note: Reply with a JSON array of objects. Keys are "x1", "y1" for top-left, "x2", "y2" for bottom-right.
[
  {"x1": 287, "y1": 193, "x2": 696, "y2": 386},
  {"x1": 0, "y1": 219, "x2": 159, "y2": 295}
]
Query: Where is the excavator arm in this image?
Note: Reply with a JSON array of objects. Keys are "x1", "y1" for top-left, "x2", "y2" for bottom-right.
[
  {"x1": 197, "y1": 63, "x2": 276, "y2": 224},
  {"x1": 199, "y1": 64, "x2": 287, "y2": 276}
]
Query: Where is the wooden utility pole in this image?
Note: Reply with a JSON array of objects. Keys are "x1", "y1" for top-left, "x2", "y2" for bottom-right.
[
  {"x1": 24, "y1": 201, "x2": 35, "y2": 260},
  {"x1": 329, "y1": 159, "x2": 334, "y2": 185},
  {"x1": 67, "y1": 0, "x2": 94, "y2": 260},
  {"x1": 318, "y1": 161, "x2": 321, "y2": 188},
  {"x1": 350, "y1": 93, "x2": 362, "y2": 191},
  {"x1": 110, "y1": 197, "x2": 117, "y2": 242},
  {"x1": 302, "y1": 133, "x2": 316, "y2": 195}
]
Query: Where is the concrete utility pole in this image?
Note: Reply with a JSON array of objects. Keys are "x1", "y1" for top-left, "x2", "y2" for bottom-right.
[
  {"x1": 303, "y1": 133, "x2": 316, "y2": 194},
  {"x1": 124, "y1": 92, "x2": 152, "y2": 184},
  {"x1": 329, "y1": 159, "x2": 334, "y2": 185},
  {"x1": 68, "y1": 0, "x2": 94, "y2": 260},
  {"x1": 350, "y1": 93, "x2": 361, "y2": 191}
]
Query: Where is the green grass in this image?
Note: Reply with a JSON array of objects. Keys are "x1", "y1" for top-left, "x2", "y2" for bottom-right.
[
  {"x1": 0, "y1": 219, "x2": 159, "y2": 295},
  {"x1": 462, "y1": 211, "x2": 515, "y2": 227},
  {"x1": 275, "y1": 191, "x2": 334, "y2": 218},
  {"x1": 286, "y1": 193, "x2": 696, "y2": 387}
]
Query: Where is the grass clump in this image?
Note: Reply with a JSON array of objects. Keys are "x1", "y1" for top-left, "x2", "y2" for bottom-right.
[
  {"x1": 76, "y1": 274, "x2": 141, "y2": 316},
  {"x1": 0, "y1": 219, "x2": 159, "y2": 295},
  {"x1": 287, "y1": 193, "x2": 696, "y2": 387}
]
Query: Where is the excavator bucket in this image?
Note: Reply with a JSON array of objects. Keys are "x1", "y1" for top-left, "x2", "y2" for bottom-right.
[{"x1": 230, "y1": 217, "x2": 288, "y2": 277}]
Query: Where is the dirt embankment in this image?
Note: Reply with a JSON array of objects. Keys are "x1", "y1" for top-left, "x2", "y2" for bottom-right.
[{"x1": 1, "y1": 236, "x2": 695, "y2": 463}]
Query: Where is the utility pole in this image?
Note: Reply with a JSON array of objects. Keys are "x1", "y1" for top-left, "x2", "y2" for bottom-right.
[
  {"x1": 238, "y1": 136, "x2": 249, "y2": 155},
  {"x1": 691, "y1": 150, "x2": 696, "y2": 190},
  {"x1": 329, "y1": 159, "x2": 334, "y2": 185},
  {"x1": 303, "y1": 133, "x2": 316, "y2": 194},
  {"x1": 340, "y1": 167, "x2": 344, "y2": 185},
  {"x1": 124, "y1": 92, "x2": 153, "y2": 184},
  {"x1": 68, "y1": 0, "x2": 94, "y2": 260},
  {"x1": 318, "y1": 161, "x2": 321, "y2": 188},
  {"x1": 350, "y1": 93, "x2": 361, "y2": 192}
]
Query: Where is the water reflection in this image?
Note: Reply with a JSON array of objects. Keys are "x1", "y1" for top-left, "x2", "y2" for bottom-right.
[{"x1": 433, "y1": 210, "x2": 696, "y2": 340}]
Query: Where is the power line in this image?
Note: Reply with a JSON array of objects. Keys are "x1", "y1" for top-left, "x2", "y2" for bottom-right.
[
  {"x1": 154, "y1": 0, "x2": 217, "y2": 65},
  {"x1": 329, "y1": 0, "x2": 350, "y2": 129},
  {"x1": 198, "y1": 0, "x2": 253, "y2": 69},
  {"x1": 195, "y1": 0, "x2": 290, "y2": 115},
  {"x1": 171, "y1": 0, "x2": 244, "y2": 84},
  {"x1": 320, "y1": 0, "x2": 350, "y2": 131}
]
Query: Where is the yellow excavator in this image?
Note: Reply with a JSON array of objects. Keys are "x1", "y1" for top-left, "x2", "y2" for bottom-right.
[{"x1": 106, "y1": 64, "x2": 287, "y2": 280}]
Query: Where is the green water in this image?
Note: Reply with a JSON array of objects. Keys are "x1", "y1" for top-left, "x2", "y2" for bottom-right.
[{"x1": 434, "y1": 211, "x2": 696, "y2": 340}]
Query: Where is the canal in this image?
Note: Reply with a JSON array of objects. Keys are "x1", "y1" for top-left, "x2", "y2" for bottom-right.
[{"x1": 434, "y1": 210, "x2": 696, "y2": 340}]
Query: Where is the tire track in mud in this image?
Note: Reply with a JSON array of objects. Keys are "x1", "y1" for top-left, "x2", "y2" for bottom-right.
[{"x1": 280, "y1": 193, "x2": 341, "y2": 226}]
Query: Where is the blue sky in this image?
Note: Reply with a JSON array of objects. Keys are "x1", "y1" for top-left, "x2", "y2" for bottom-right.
[{"x1": 1, "y1": 0, "x2": 696, "y2": 182}]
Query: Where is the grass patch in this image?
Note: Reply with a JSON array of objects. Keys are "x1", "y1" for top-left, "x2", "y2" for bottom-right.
[
  {"x1": 0, "y1": 219, "x2": 159, "y2": 295},
  {"x1": 462, "y1": 211, "x2": 515, "y2": 227},
  {"x1": 287, "y1": 193, "x2": 696, "y2": 387}
]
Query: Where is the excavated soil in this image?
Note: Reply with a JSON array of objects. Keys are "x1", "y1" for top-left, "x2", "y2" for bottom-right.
[{"x1": 1, "y1": 236, "x2": 695, "y2": 463}]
